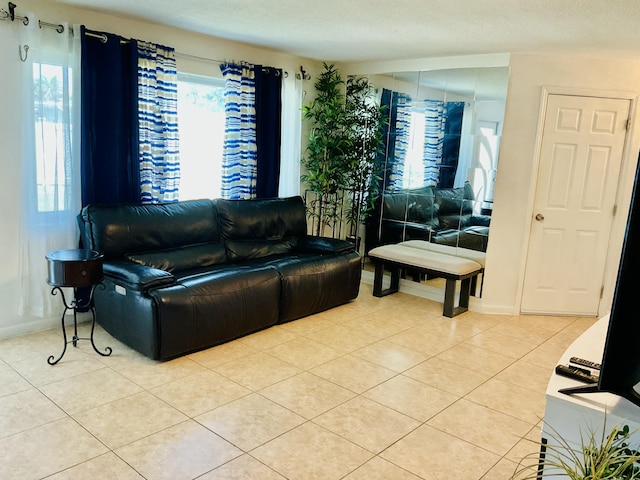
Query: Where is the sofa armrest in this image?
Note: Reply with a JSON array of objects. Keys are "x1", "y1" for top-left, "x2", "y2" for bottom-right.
[
  {"x1": 470, "y1": 215, "x2": 491, "y2": 227},
  {"x1": 103, "y1": 260, "x2": 177, "y2": 291},
  {"x1": 294, "y1": 236, "x2": 356, "y2": 254}
]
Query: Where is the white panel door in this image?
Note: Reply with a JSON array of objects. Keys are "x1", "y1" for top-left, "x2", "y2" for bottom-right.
[{"x1": 521, "y1": 94, "x2": 630, "y2": 315}]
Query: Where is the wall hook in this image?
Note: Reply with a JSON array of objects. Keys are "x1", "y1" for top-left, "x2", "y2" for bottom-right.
[
  {"x1": 296, "y1": 66, "x2": 311, "y2": 81},
  {"x1": 19, "y1": 44, "x2": 28, "y2": 62}
]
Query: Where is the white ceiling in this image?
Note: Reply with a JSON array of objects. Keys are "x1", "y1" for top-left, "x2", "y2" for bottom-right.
[{"x1": 53, "y1": 0, "x2": 640, "y2": 63}]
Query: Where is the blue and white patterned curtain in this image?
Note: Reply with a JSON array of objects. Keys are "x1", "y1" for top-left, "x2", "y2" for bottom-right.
[
  {"x1": 137, "y1": 41, "x2": 180, "y2": 203},
  {"x1": 423, "y1": 100, "x2": 445, "y2": 186},
  {"x1": 387, "y1": 93, "x2": 412, "y2": 190},
  {"x1": 219, "y1": 62, "x2": 257, "y2": 199}
]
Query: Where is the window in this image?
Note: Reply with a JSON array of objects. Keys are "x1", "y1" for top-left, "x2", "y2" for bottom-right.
[
  {"x1": 177, "y1": 73, "x2": 226, "y2": 200},
  {"x1": 33, "y1": 62, "x2": 74, "y2": 213}
]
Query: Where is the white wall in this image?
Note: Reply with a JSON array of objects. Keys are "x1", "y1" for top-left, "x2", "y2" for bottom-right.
[
  {"x1": 0, "y1": 0, "x2": 321, "y2": 338},
  {"x1": 482, "y1": 53, "x2": 640, "y2": 315}
]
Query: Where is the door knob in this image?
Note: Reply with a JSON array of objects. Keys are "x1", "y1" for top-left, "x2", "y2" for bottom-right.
[{"x1": 535, "y1": 213, "x2": 544, "y2": 221}]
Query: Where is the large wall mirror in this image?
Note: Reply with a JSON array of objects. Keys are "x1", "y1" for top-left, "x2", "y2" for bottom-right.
[{"x1": 357, "y1": 66, "x2": 509, "y2": 296}]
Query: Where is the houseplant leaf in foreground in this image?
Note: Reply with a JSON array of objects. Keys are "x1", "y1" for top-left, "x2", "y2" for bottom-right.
[{"x1": 511, "y1": 421, "x2": 640, "y2": 479}]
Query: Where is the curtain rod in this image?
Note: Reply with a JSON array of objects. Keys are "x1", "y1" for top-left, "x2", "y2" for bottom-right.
[
  {"x1": 2, "y1": 3, "x2": 295, "y2": 78},
  {"x1": 0, "y1": 3, "x2": 127, "y2": 43},
  {"x1": 176, "y1": 51, "x2": 223, "y2": 65},
  {"x1": 0, "y1": 9, "x2": 126, "y2": 45},
  {"x1": 0, "y1": 3, "x2": 65, "y2": 33},
  {"x1": 176, "y1": 52, "x2": 290, "y2": 77}
]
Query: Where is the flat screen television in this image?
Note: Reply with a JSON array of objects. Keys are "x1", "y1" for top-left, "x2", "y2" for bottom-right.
[{"x1": 560, "y1": 155, "x2": 640, "y2": 407}]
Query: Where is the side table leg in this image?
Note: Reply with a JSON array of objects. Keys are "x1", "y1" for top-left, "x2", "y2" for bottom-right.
[
  {"x1": 48, "y1": 287, "x2": 69, "y2": 365},
  {"x1": 48, "y1": 285, "x2": 112, "y2": 365},
  {"x1": 72, "y1": 306, "x2": 79, "y2": 347},
  {"x1": 89, "y1": 306, "x2": 112, "y2": 357}
]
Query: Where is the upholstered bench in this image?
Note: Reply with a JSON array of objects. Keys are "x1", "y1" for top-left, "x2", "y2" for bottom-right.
[
  {"x1": 398, "y1": 240, "x2": 486, "y2": 296},
  {"x1": 368, "y1": 243, "x2": 483, "y2": 317}
]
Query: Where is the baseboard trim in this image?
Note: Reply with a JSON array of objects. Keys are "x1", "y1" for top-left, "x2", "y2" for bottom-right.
[{"x1": 0, "y1": 314, "x2": 88, "y2": 340}]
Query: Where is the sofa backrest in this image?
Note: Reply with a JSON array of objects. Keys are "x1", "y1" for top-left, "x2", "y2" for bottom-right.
[
  {"x1": 216, "y1": 196, "x2": 307, "y2": 261},
  {"x1": 434, "y1": 182, "x2": 475, "y2": 215},
  {"x1": 79, "y1": 199, "x2": 221, "y2": 261},
  {"x1": 80, "y1": 196, "x2": 310, "y2": 269},
  {"x1": 381, "y1": 186, "x2": 439, "y2": 227}
]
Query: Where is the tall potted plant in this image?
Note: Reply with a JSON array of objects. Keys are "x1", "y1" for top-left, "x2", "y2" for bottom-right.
[
  {"x1": 343, "y1": 75, "x2": 386, "y2": 247},
  {"x1": 301, "y1": 63, "x2": 352, "y2": 236}
]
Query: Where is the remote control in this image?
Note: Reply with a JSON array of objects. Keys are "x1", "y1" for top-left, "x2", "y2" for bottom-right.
[
  {"x1": 567, "y1": 364, "x2": 591, "y2": 375},
  {"x1": 555, "y1": 364, "x2": 599, "y2": 384},
  {"x1": 569, "y1": 357, "x2": 601, "y2": 371}
]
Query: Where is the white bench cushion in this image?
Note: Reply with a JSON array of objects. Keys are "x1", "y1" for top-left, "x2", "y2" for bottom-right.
[
  {"x1": 369, "y1": 244, "x2": 482, "y2": 276},
  {"x1": 398, "y1": 240, "x2": 486, "y2": 267}
]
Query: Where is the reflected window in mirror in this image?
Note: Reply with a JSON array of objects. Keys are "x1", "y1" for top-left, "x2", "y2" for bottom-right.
[
  {"x1": 365, "y1": 67, "x2": 507, "y2": 258},
  {"x1": 379, "y1": 89, "x2": 467, "y2": 193}
]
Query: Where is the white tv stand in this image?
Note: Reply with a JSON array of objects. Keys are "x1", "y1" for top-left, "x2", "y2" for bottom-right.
[{"x1": 540, "y1": 315, "x2": 640, "y2": 477}]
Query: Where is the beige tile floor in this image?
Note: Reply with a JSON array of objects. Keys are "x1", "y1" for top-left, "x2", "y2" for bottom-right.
[{"x1": 0, "y1": 284, "x2": 596, "y2": 480}]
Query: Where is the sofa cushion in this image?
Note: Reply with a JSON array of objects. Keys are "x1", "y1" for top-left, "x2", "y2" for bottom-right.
[
  {"x1": 79, "y1": 199, "x2": 220, "y2": 259},
  {"x1": 435, "y1": 182, "x2": 475, "y2": 215},
  {"x1": 439, "y1": 214, "x2": 471, "y2": 230},
  {"x1": 382, "y1": 193, "x2": 410, "y2": 221},
  {"x1": 266, "y1": 253, "x2": 362, "y2": 323},
  {"x1": 148, "y1": 265, "x2": 282, "y2": 359},
  {"x1": 470, "y1": 214, "x2": 491, "y2": 227},
  {"x1": 126, "y1": 242, "x2": 227, "y2": 272},
  {"x1": 407, "y1": 193, "x2": 438, "y2": 226},
  {"x1": 295, "y1": 236, "x2": 356, "y2": 254},
  {"x1": 217, "y1": 196, "x2": 307, "y2": 241},
  {"x1": 382, "y1": 187, "x2": 438, "y2": 225},
  {"x1": 432, "y1": 226, "x2": 489, "y2": 251},
  {"x1": 225, "y1": 239, "x2": 297, "y2": 262}
]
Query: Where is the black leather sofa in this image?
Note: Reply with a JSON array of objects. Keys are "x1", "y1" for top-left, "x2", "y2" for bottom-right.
[
  {"x1": 365, "y1": 182, "x2": 491, "y2": 253},
  {"x1": 78, "y1": 196, "x2": 361, "y2": 360}
]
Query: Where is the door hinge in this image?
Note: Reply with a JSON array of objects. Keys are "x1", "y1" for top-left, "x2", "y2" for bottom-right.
[
  {"x1": 601, "y1": 285, "x2": 605, "y2": 299},
  {"x1": 613, "y1": 204, "x2": 618, "y2": 216},
  {"x1": 627, "y1": 118, "x2": 632, "y2": 131}
]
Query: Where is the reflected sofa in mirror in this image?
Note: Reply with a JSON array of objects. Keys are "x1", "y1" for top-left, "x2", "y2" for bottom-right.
[
  {"x1": 363, "y1": 67, "x2": 508, "y2": 259},
  {"x1": 368, "y1": 182, "x2": 490, "y2": 252}
]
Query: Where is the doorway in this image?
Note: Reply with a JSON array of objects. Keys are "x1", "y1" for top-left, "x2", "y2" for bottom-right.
[{"x1": 521, "y1": 94, "x2": 630, "y2": 315}]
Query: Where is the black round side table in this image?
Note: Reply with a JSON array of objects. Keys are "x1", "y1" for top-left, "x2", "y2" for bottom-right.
[{"x1": 45, "y1": 249, "x2": 112, "y2": 365}]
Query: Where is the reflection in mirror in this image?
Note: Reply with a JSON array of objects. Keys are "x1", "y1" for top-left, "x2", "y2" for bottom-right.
[{"x1": 360, "y1": 66, "x2": 509, "y2": 298}]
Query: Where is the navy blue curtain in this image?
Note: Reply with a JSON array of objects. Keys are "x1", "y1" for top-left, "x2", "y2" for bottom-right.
[
  {"x1": 253, "y1": 65, "x2": 282, "y2": 198},
  {"x1": 80, "y1": 27, "x2": 140, "y2": 206},
  {"x1": 438, "y1": 101, "x2": 465, "y2": 189}
]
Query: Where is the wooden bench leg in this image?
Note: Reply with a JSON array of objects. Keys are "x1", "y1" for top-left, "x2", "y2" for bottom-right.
[
  {"x1": 470, "y1": 271, "x2": 485, "y2": 298},
  {"x1": 443, "y1": 277, "x2": 472, "y2": 318},
  {"x1": 459, "y1": 277, "x2": 471, "y2": 310},
  {"x1": 443, "y1": 279, "x2": 457, "y2": 317},
  {"x1": 373, "y1": 263, "x2": 400, "y2": 297},
  {"x1": 390, "y1": 267, "x2": 400, "y2": 292},
  {"x1": 373, "y1": 263, "x2": 384, "y2": 296}
]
